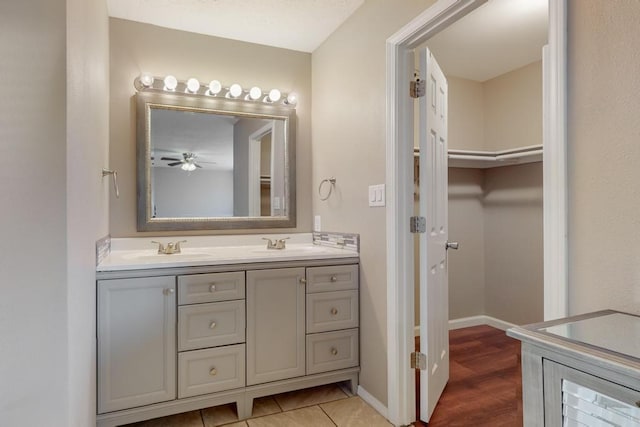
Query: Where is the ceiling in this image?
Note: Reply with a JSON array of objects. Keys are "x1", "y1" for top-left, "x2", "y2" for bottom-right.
[
  {"x1": 427, "y1": 0, "x2": 548, "y2": 82},
  {"x1": 107, "y1": 0, "x2": 365, "y2": 53}
]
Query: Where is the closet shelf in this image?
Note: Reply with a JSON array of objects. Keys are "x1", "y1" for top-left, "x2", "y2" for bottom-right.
[{"x1": 414, "y1": 145, "x2": 543, "y2": 169}]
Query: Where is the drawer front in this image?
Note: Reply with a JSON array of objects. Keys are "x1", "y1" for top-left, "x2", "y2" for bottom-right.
[
  {"x1": 178, "y1": 271, "x2": 245, "y2": 305},
  {"x1": 306, "y1": 328, "x2": 359, "y2": 375},
  {"x1": 178, "y1": 300, "x2": 245, "y2": 351},
  {"x1": 306, "y1": 265, "x2": 358, "y2": 293},
  {"x1": 178, "y1": 344, "x2": 245, "y2": 398},
  {"x1": 307, "y1": 290, "x2": 359, "y2": 333}
]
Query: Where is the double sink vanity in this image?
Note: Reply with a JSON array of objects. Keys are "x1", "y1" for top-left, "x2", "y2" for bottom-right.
[{"x1": 95, "y1": 233, "x2": 360, "y2": 427}]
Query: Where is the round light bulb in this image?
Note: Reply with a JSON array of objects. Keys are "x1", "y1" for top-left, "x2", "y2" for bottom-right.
[
  {"x1": 186, "y1": 78, "x2": 200, "y2": 93},
  {"x1": 163, "y1": 75, "x2": 178, "y2": 91},
  {"x1": 229, "y1": 83, "x2": 243, "y2": 98},
  {"x1": 139, "y1": 72, "x2": 154, "y2": 87},
  {"x1": 249, "y1": 86, "x2": 262, "y2": 100},
  {"x1": 286, "y1": 92, "x2": 298, "y2": 105},
  {"x1": 181, "y1": 163, "x2": 189, "y2": 171},
  {"x1": 208, "y1": 80, "x2": 222, "y2": 95},
  {"x1": 268, "y1": 89, "x2": 281, "y2": 102}
]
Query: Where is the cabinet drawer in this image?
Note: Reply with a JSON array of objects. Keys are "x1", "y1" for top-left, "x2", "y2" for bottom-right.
[
  {"x1": 178, "y1": 301, "x2": 245, "y2": 351},
  {"x1": 306, "y1": 264, "x2": 358, "y2": 293},
  {"x1": 306, "y1": 328, "x2": 359, "y2": 375},
  {"x1": 178, "y1": 344, "x2": 245, "y2": 398},
  {"x1": 178, "y1": 271, "x2": 245, "y2": 305},
  {"x1": 307, "y1": 290, "x2": 359, "y2": 333}
]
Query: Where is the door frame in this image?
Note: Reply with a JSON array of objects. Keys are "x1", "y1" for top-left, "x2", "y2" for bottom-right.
[{"x1": 384, "y1": 0, "x2": 567, "y2": 425}]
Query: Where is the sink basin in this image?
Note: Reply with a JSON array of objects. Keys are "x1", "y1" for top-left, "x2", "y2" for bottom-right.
[
  {"x1": 249, "y1": 246, "x2": 330, "y2": 255},
  {"x1": 121, "y1": 251, "x2": 212, "y2": 261}
]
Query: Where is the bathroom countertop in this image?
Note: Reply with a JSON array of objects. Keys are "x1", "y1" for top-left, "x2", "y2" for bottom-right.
[{"x1": 97, "y1": 238, "x2": 358, "y2": 272}]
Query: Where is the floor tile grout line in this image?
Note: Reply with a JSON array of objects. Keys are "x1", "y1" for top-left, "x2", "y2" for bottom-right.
[{"x1": 318, "y1": 404, "x2": 339, "y2": 427}]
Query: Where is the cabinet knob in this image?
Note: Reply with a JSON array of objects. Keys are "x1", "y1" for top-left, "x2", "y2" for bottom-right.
[
  {"x1": 209, "y1": 284, "x2": 216, "y2": 292},
  {"x1": 163, "y1": 288, "x2": 174, "y2": 295},
  {"x1": 330, "y1": 347, "x2": 338, "y2": 356},
  {"x1": 331, "y1": 308, "x2": 338, "y2": 315},
  {"x1": 299, "y1": 278, "x2": 307, "y2": 284},
  {"x1": 209, "y1": 368, "x2": 217, "y2": 376},
  {"x1": 330, "y1": 276, "x2": 338, "y2": 282},
  {"x1": 209, "y1": 321, "x2": 217, "y2": 329}
]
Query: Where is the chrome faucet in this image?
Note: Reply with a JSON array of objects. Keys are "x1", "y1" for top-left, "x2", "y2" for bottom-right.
[
  {"x1": 262, "y1": 237, "x2": 290, "y2": 250},
  {"x1": 151, "y1": 240, "x2": 187, "y2": 254}
]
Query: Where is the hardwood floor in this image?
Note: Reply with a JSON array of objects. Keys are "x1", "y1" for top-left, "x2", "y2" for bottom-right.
[{"x1": 414, "y1": 325, "x2": 522, "y2": 427}]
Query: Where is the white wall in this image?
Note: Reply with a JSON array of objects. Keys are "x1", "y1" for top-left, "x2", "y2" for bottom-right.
[
  {"x1": 67, "y1": 0, "x2": 110, "y2": 425},
  {"x1": 568, "y1": 0, "x2": 640, "y2": 315},
  {"x1": 154, "y1": 168, "x2": 234, "y2": 217},
  {"x1": 312, "y1": 0, "x2": 436, "y2": 407},
  {"x1": 1, "y1": 1, "x2": 68, "y2": 425}
]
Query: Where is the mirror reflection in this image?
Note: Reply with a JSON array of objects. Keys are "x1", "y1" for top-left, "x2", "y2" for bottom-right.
[{"x1": 136, "y1": 91, "x2": 296, "y2": 231}]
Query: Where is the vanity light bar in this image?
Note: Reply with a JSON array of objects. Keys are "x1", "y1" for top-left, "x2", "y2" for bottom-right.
[{"x1": 134, "y1": 73, "x2": 298, "y2": 106}]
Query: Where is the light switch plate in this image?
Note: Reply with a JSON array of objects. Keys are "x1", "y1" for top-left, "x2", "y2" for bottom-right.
[{"x1": 368, "y1": 184, "x2": 385, "y2": 207}]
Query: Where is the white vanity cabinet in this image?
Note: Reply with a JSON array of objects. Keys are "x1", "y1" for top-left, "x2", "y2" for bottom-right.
[
  {"x1": 97, "y1": 276, "x2": 176, "y2": 414},
  {"x1": 96, "y1": 259, "x2": 360, "y2": 427}
]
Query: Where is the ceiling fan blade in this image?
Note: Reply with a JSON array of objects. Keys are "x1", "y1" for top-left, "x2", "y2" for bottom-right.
[
  {"x1": 167, "y1": 161, "x2": 183, "y2": 167},
  {"x1": 195, "y1": 163, "x2": 203, "y2": 168},
  {"x1": 161, "y1": 157, "x2": 181, "y2": 161},
  {"x1": 197, "y1": 161, "x2": 217, "y2": 164}
]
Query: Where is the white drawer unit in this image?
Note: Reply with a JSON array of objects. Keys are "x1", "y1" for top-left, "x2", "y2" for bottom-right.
[
  {"x1": 178, "y1": 300, "x2": 246, "y2": 351},
  {"x1": 306, "y1": 264, "x2": 358, "y2": 293},
  {"x1": 178, "y1": 271, "x2": 245, "y2": 305},
  {"x1": 306, "y1": 290, "x2": 359, "y2": 333},
  {"x1": 306, "y1": 328, "x2": 359, "y2": 375},
  {"x1": 178, "y1": 344, "x2": 246, "y2": 398}
]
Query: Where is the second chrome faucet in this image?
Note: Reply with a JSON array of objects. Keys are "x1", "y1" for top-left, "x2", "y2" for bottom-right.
[
  {"x1": 151, "y1": 240, "x2": 187, "y2": 254},
  {"x1": 262, "y1": 237, "x2": 289, "y2": 250}
]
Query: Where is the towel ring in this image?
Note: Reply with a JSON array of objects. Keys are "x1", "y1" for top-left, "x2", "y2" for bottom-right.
[{"x1": 318, "y1": 177, "x2": 336, "y2": 201}]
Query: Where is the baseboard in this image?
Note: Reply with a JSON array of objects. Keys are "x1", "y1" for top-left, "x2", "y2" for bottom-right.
[
  {"x1": 414, "y1": 315, "x2": 518, "y2": 336},
  {"x1": 357, "y1": 386, "x2": 389, "y2": 420}
]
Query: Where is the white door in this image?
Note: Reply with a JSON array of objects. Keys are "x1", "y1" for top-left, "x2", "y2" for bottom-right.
[{"x1": 418, "y1": 47, "x2": 450, "y2": 422}]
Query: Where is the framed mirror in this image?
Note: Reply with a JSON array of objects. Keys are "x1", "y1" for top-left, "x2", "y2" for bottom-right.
[{"x1": 136, "y1": 90, "x2": 296, "y2": 231}]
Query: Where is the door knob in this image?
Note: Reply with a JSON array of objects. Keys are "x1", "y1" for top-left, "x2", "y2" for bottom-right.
[{"x1": 446, "y1": 241, "x2": 459, "y2": 250}]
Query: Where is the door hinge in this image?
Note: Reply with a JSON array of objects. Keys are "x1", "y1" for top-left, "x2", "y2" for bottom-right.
[
  {"x1": 411, "y1": 351, "x2": 427, "y2": 370},
  {"x1": 410, "y1": 216, "x2": 426, "y2": 233},
  {"x1": 410, "y1": 79, "x2": 425, "y2": 98}
]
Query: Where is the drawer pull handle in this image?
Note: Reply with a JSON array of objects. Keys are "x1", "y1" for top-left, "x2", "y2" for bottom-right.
[
  {"x1": 330, "y1": 276, "x2": 338, "y2": 282},
  {"x1": 209, "y1": 284, "x2": 216, "y2": 292},
  {"x1": 209, "y1": 321, "x2": 217, "y2": 329},
  {"x1": 163, "y1": 288, "x2": 174, "y2": 295},
  {"x1": 299, "y1": 278, "x2": 307, "y2": 284},
  {"x1": 209, "y1": 368, "x2": 217, "y2": 376},
  {"x1": 331, "y1": 347, "x2": 338, "y2": 356},
  {"x1": 331, "y1": 308, "x2": 338, "y2": 315}
]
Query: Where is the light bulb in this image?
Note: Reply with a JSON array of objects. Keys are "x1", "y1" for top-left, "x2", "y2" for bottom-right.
[
  {"x1": 268, "y1": 89, "x2": 281, "y2": 103},
  {"x1": 285, "y1": 92, "x2": 298, "y2": 105},
  {"x1": 139, "y1": 72, "x2": 154, "y2": 87},
  {"x1": 163, "y1": 75, "x2": 178, "y2": 91},
  {"x1": 181, "y1": 163, "x2": 189, "y2": 171},
  {"x1": 208, "y1": 80, "x2": 222, "y2": 95},
  {"x1": 188, "y1": 163, "x2": 196, "y2": 171},
  {"x1": 186, "y1": 78, "x2": 200, "y2": 93},
  {"x1": 249, "y1": 86, "x2": 262, "y2": 100},
  {"x1": 229, "y1": 84, "x2": 243, "y2": 98}
]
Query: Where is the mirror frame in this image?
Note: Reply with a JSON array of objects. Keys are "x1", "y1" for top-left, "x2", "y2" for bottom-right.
[{"x1": 136, "y1": 90, "x2": 296, "y2": 231}]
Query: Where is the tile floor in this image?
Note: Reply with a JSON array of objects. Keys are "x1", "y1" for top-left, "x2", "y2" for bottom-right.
[{"x1": 124, "y1": 383, "x2": 392, "y2": 427}]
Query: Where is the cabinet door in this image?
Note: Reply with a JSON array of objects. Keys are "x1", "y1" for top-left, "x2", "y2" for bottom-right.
[
  {"x1": 247, "y1": 268, "x2": 305, "y2": 385},
  {"x1": 97, "y1": 276, "x2": 176, "y2": 413}
]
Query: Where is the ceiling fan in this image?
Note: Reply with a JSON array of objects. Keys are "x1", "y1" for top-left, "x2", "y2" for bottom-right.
[{"x1": 160, "y1": 152, "x2": 210, "y2": 171}]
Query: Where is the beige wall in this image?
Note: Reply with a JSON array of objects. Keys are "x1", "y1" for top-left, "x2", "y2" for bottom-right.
[
  {"x1": 109, "y1": 18, "x2": 311, "y2": 236},
  {"x1": 448, "y1": 168, "x2": 487, "y2": 319},
  {"x1": 567, "y1": 1, "x2": 640, "y2": 315},
  {"x1": 67, "y1": 0, "x2": 111, "y2": 425},
  {"x1": 484, "y1": 61, "x2": 542, "y2": 151},
  {"x1": 484, "y1": 163, "x2": 544, "y2": 324},
  {"x1": 447, "y1": 77, "x2": 485, "y2": 151},
  {"x1": 312, "y1": 0, "x2": 435, "y2": 406}
]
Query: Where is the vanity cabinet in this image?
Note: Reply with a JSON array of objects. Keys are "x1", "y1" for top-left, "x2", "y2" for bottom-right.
[
  {"x1": 97, "y1": 276, "x2": 176, "y2": 414},
  {"x1": 246, "y1": 268, "x2": 306, "y2": 385},
  {"x1": 96, "y1": 260, "x2": 360, "y2": 427}
]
